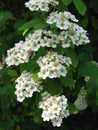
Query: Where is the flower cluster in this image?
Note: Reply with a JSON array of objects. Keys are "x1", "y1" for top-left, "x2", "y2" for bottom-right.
[
  {"x1": 23, "y1": 29, "x2": 42, "y2": 52},
  {"x1": 37, "y1": 51, "x2": 72, "y2": 79},
  {"x1": 39, "y1": 92, "x2": 70, "y2": 127},
  {"x1": 23, "y1": 29, "x2": 60, "y2": 51},
  {"x1": 5, "y1": 29, "x2": 59, "y2": 66},
  {"x1": 59, "y1": 23, "x2": 90, "y2": 46},
  {"x1": 5, "y1": 41, "x2": 31, "y2": 66},
  {"x1": 46, "y1": 11, "x2": 78, "y2": 30},
  {"x1": 15, "y1": 71, "x2": 42, "y2": 102},
  {"x1": 25, "y1": 0, "x2": 59, "y2": 12},
  {"x1": 5, "y1": 22, "x2": 90, "y2": 66},
  {"x1": 74, "y1": 87, "x2": 88, "y2": 110},
  {"x1": 47, "y1": 11, "x2": 90, "y2": 46}
]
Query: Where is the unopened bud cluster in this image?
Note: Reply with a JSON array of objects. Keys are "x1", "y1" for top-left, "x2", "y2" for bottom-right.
[{"x1": 74, "y1": 87, "x2": 88, "y2": 110}]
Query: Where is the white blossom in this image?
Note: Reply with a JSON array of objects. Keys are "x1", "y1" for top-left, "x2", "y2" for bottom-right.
[
  {"x1": 25, "y1": 0, "x2": 59, "y2": 12},
  {"x1": 39, "y1": 92, "x2": 70, "y2": 127},
  {"x1": 15, "y1": 71, "x2": 42, "y2": 102},
  {"x1": 46, "y1": 11, "x2": 78, "y2": 30},
  {"x1": 37, "y1": 51, "x2": 72, "y2": 79},
  {"x1": 5, "y1": 41, "x2": 31, "y2": 66},
  {"x1": 47, "y1": 11, "x2": 90, "y2": 46},
  {"x1": 84, "y1": 76, "x2": 90, "y2": 82},
  {"x1": 5, "y1": 29, "x2": 59, "y2": 66},
  {"x1": 58, "y1": 23, "x2": 90, "y2": 47}
]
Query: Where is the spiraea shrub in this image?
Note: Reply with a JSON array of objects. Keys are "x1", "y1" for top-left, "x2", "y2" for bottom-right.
[{"x1": 0, "y1": 0, "x2": 98, "y2": 129}]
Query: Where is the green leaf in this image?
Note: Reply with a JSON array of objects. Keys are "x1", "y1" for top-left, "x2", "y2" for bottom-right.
[
  {"x1": 14, "y1": 19, "x2": 26, "y2": 29},
  {"x1": 78, "y1": 52, "x2": 91, "y2": 62},
  {"x1": 0, "y1": 11, "x2": 13, "y2": 23},
  {"x1": 73, "y1": 0, "x2": 87, "y2": 15},
  {"x1": 32, "y1": 73, "x2": 41, "y2": 81},
  {"x1": 35, "y1": 93, "x2": 42, "y2": 107},
  {"x1": 91, "y1": 16, "x2": 98, "y2": 29},
  {"x1": 33, "y1": 108, "x2": 42, "y2": 124},
  {"x1": 57, "y1": 2, "x2": 68, "y2": 11},
  {"x1": 65, "y1": 48, "x2": 79, "y2": 68},
  {"x1": 68, "y1": 103, "x2": 78, "y2": 114},
  {"x1": 96, "y1": 89, "x2": 98, "y2": 106},
  {"x1": 61, "y1": 0, "x2": 72, "y2": 6},
  {"x1": 86, "y1": 81, "x2": 98, "y2": 112},
  {"x1": 78, "y1": 61, "x2": 98, "y2": 84},
  {"x1": 8, "y1": 69, "x2": 18, "y2": 77},
  {"x1": 60, "y1": 76, "x2": 75, "y2": 89},
  {"x1": 18, "y1": 19, "x2": 47, "y2": 31},
  {"x1": 45, "y1": 79, "x2": 63, "y2": 96},
  {"x1": 80, "y1": 16, "x2": 88, "y2": 28},
  {"x1": 90, "y1": 0, "x2": 98, "y2": 13},
  {"x1": 33, "y1": 116, "x2": 41, "y2": 124}
]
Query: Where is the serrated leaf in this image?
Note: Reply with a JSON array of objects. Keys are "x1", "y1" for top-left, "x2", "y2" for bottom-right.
[
  {"x1": 45, "y1": 79, "x2": 63, "y2": 96},
  {"x1": 73, "y1": 0, "x2": 87, "y2": 15},
  {"x1": 65, "y1": 48, "x2": 79, "y2": 68}
]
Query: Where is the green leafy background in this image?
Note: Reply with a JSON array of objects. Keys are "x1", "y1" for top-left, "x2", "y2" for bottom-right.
[{"x1": 0, "y1": 0, "x2": 98, "y2": 130}]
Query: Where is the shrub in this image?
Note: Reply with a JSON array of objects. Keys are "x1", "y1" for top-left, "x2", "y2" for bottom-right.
[{"x1": 0, "y1": 0, "x2": 98, "y2": 130}]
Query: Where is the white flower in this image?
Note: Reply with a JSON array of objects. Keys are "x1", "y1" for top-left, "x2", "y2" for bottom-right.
[
  {"x1": 57, "y1": 23, "x2": 90, "y2": 47},
  {"x1": 41, "y1": 91, "x2": 51, "y2": 101},
  {"x1": 39, "y1": 92, "x2": 70, "y2": 127},
  {"x1": 25, "y1": 0, "x2": 59, "y2": 12},
  {"x1": 5, "y1": 41, "x2": 31, "y2": 66},
  {"x1": 15, "y1": 71, "x2": 42, "y2": 102},
  {"x1": 47, "y1": 11, "x2": 90, "y2": 46},
  {"x1": 17, "y1": 95, "x2": 25, "y2": 102},
  {"x1": 5, "y1": 29, "x2": 64, "y2": 67},
  {"x1": 37, "y1": 51, "x2": 72, "y2": 79},
  {"x1": 46, "y1": 11, "x2": 58, "y2": 24},
  {"x1": 68, "y1": 23, "x2": 90, "y2": 46},
  {"x1": 84, "y1": 76, "x2": 90, "y2": 82},
  {"x1": 46, "y1": 11, "x2": 78, "y2": 30},
  {"x1": 38, "y1": 68, "x2": 49, "y2": 79},
  {"x1": 57, "y1": 66, "x2": 67, "y2": 77},
  {"x1": 57, "y1": 20, "x2": 70, "y2": 30},
  {"x1": 51, "y1": 116, "x2": 62, "y2": 127}
]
